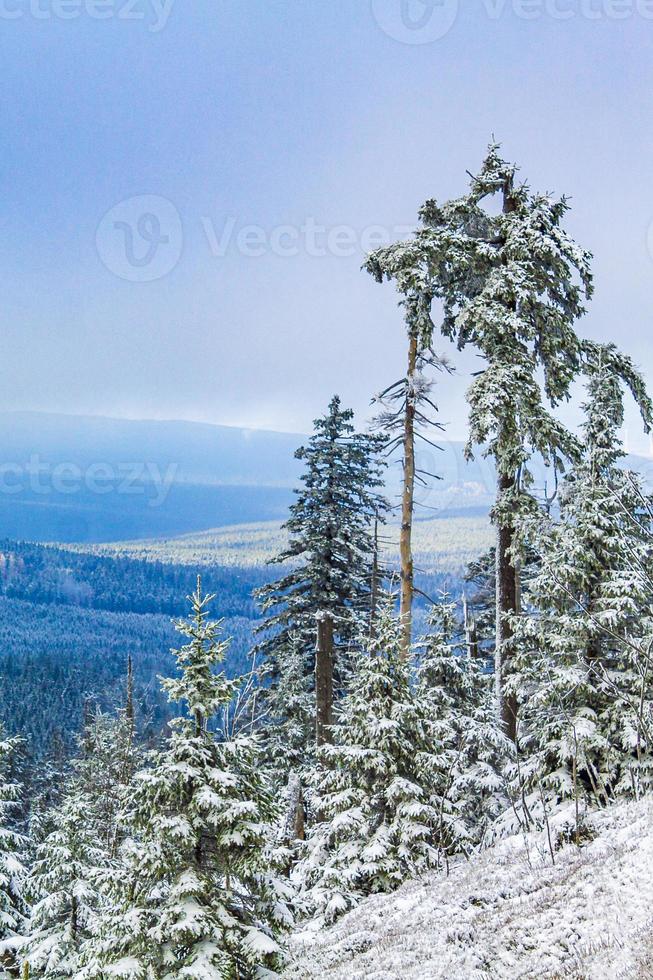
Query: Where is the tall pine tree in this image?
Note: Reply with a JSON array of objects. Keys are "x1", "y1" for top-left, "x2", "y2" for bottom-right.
[
  {"x1": 255, "y1": 396, "x2": 386, "y2": 766},
  {"x1": 366, "y1": 144, "x2": 593, "y2": 741}
]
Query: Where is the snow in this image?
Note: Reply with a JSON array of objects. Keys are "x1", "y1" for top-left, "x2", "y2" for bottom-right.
[{"x1": 284, "y1": 797, "x2": 653, "y2": 979}]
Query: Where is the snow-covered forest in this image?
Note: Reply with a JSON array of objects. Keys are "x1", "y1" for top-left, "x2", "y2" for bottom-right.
[{"x1": 2, "y1": 146, "x2": 653, "y2": 979}]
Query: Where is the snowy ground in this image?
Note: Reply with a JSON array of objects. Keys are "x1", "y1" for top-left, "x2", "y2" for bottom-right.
[{"x1": 283, "y1": 797, "x2": 653, "y2": 979}]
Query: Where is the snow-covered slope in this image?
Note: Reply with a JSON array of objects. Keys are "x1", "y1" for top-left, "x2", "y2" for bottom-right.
[{"x1": 284, "y1": 798, "x2": 653, "y2": 979}]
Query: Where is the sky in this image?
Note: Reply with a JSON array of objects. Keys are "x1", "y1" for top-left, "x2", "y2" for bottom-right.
[{"x1": 1, "y1": 0, "x2": 652, "y2": 451}]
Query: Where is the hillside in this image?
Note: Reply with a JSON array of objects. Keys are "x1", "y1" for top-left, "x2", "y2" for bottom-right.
[
  {"x1": 0, "y1": 538, "x2": 267, "y2": 754},
  {"x1": 284, "y1": 797, "x2": 653, "y2": 979},
  {"x1": 69, "y1": 512, "x2": 494, "y2": 578},
  {"x1": 0, "y1": 411, "x2": 305, "y2": 487}
]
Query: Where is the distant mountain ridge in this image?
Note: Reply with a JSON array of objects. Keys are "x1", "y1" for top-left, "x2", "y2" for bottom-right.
[
  {"x1": 0, "y1": 411, "x2": 305, "y2": 486},
  {"x1": 0, "y1": 412, "x2": 650, "y2": 543},
  {"x1": 0, "y1": 411, "x2": 308, "y2": 541}
]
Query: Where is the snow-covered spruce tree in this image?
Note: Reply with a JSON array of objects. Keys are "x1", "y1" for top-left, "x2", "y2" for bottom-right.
[
  {"x1": 298, "y1": 597, "x2": 440, "y2": 924},
  {"x1": 366, "y1": 144, "x2": 592, "y2": 741},
  {"x1": 0, "y1": 730, "x2": 27, "y2": 971},
  {"x1": 255, "y1": 396, "x2": 386, "y2": 766},
  {"x1": 21, "y1": 788, "x2": 106, "y2": 980},
  {"x1": 415, "y1": 595, "x2": 507, "y2": 848},
  {"x1": 73, "y1": 704, "x2": 140, "y2": 858},
  {"x1": 82, "y1": 578, "x2": 291, "y2": 980},
  {"x1": 20, "y1": 702, "x2": 139, "y2": 979},
  {"x1": 511, "y1": 342, "x2": 653, "y2": 811},
  {"x1": 260, "y1": 632, "x2": 313, "y2": 779}
]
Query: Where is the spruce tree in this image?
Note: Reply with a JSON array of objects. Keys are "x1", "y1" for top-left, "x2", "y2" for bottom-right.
[
  {"x1": 366, "y1": 144, "x2": 593, "y2": 741},
  {"x1": 72, "y1": 706, "x2": 140, "y2": 858},
  {"x1": 415, "y1": 596, "x2": 506, "y2": 847},
  {"x1": 0, "y1": 730, "x2": 26, "y2": 955},
  {"x1": 21, "y1": 790, "x2": 105, "y2": 979},
  {"x1": 255, "y1": 395, "x2": 386, "y2": 764},
  {"x1": 298, "y1": 598, "x2": 439, "y2": 923},
  {"x1": 21, "y1": 705, "x2": 139, "y2": 979},
  {"x1": 512, "y1": 343, "x2": 653, "y2": 810},
  {"x1": 83, "y1": 579, "x2": 291, "y2": 979}
]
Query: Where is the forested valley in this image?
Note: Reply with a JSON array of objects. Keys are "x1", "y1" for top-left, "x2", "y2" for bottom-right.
[{"x1": 1, "y1": 147, "x2": 652, "y2": 979}]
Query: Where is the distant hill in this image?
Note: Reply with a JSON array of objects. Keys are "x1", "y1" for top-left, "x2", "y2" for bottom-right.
[
  {"x1": 0, "y1": 411, "x2": 650, "y2": 543},
  {"x1": 0, "y1": 481, "x2": 295, "y2": 544},
  {"x1": 0, "y1": 411, "x2": 305, "y2": 486},
  {"x1": 0, "y1": 412, "x2": 304, "y2": 542},
  {"x1": 73, "y1": 513, "x2": 495, "y2": 580},
  {"x1": 0, "y1": 411, "x2": 492, "y2": 543}
]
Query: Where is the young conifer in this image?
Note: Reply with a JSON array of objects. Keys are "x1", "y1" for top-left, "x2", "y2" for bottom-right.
[
  {"x1": 83, "y1": 579, "x2": 291, "y2": 979},
  {"x1": 298, "y1": 597, "x2": 439, "y2": 923}
]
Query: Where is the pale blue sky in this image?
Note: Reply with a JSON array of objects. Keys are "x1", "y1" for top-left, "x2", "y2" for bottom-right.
[{"x1": 1, "y1": 1, "x2": 652, "y2": 451}]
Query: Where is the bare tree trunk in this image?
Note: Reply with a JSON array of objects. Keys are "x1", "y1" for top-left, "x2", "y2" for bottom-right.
[
  {"x1": 369, "y1": 514, "x2": 380, "y2": 640},
  {"x1": 315, "y1": 612, "x2": 334, "y2": 747},
  {"x1": 126, "y1": 653, "x2": 135, "y2": 734},
  {"x1": 283, "y1": 773, "x2": 306, "y2": 842},
  {"x1": 495, "y1": 469, "x2": 518, "y2": 743},
  {"x1": 493, "y1": 176, "x2": 520, "y2": 743},
  {"x1": 399, "y1": 333, "x2": 418, "y2": 659},
  {"x1": 463, "y1": 592, "x2": 479, "y2": 660}
]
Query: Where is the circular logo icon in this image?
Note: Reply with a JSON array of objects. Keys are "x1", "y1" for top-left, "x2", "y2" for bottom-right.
[
  {"x1": 96, "y1": 195, "x2": 183, "y2": 282},
  {"x1": 371, "y1": 0, "x2": 459, "y2": 44}
]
